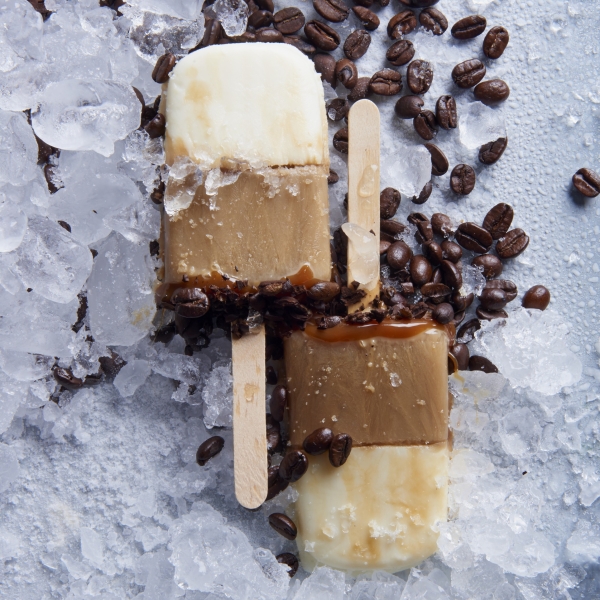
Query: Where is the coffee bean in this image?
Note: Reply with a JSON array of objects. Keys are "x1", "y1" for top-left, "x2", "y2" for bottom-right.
[
  {"x1": 431, "y1": 267, "x2": 443, "y2": 285},
  {"x1": 441, "y1": 240, "x2": 462, "y2": 263},
  {"x1": 327, "y1": 98, "x2": 349, "y2": 122},
  {"x1": 401, "y1": 282, "x2": 415, "y2": 295},
  {"x1": 421, "y1": 281, "x2": 450, "y2": 300},
  {"x1": 451, "y1": 14, "x2": 486, "y2": 39},
  {"x1": 171, "y1": 287, "x2": 210, "y2": 317},
  {"x1": 307, "y1": 281, "x2": 340, "y2": 301},
  {"x1": 333, "y1": 127, "x2": 349, "y2": 153},
  {"x1": 433, "y1": 302, "x2": 454, "y2": 324},
  {"x1": 233, "y1": 31, "x2": 257, "y2": 43},
  {"x1": 58, "y1": 220, "x2": 71, "y2": 232},
  {"x1": 457, "y1": 317, "x2": 480, "y2": 342},
  {"x1": 408, "y1": 212, "x2": 431, "y2": 238},
  {"x1": 474, "y1": 79, "x2": 510, "y2": 104},
  {"x1": 313, "y1": 53, "x2": 337, "y2": 86},
  {"x1": 195, "y1": 436, "x2": 225, "y2": 466},
  {"x1": 425, "y1": 143, "x2": 449, "y2": 176},
  {"x1": 472, "y1": 254, "x2": 503, "y2": 278},
  {"x1": 352, "y1": 5, "x2": 379, "y2": 30},
  {"x1": 284, "y1": 35, "x2": 316, "y2": 56},
  {"x1": 451, "y1": 290, "x2": 473, "y2": 312},
  {"x1": 353, "y1": 0, "x2": 374, "y2": 7},
  {"x1": 266, "y1": 366, "x2": 278, "y2": 385},
  {"x1": 483, "y1": 26, "x2": 509, "y2": 59},
  {"x1": 266, "y1": 415, "x2": 282, "y2": 453},
  {"x1": 329, "y1": 433, "x2": 352, "y2": 467},
  {"x1": 344, "y1": 29, "x2": 371, "y2": 59},
  {"x1": 267, "y1": 465, "x2": 289, "y2": 500},
  {"x1": 318, "y1": 315, "x2": 343, "y2": 329},
  {"x1": 399, "y1": 0, "x2": 440, "y2": 5},
  {"x1": 455, "y1": 222, "x2": 492, "y2": 253},
  {"x1": 269, "y1": 384, "x2": 287, "y2": 421},
  {"x1": 303, "y1": 427, "x2": 334, "y2": 455},
  {"x1": 419, "y1": 7, "x2": 447, "y2": 35},
  {"x1": 255, "y1": 0, "x2": 274, "y2": 11},
  {"x1": 386, "y1": 39, "x2": 415, "y2": 66},
  {"x1": 410, "y1": 255, "x2": 433, "y2": 286},
  {"x1": 335, "y1": 58, "x2": 358, "y2": 88},
  {"x1": 380, "y1": 240, "x2": 392, "y2": 256},
  {"x1": 496, "y1": 229, "x2": 529, "y2": 259},
  {"x1": 450, "y1": 164, "x2": 476, "y2": 195},
  {"x1": 394, "y1": 94, "x2": 423, "y2": 118},
  {"x1": 53, "y1": 366, "x2": 83, "y2": 390},
  {"x1": 479, "y1": 287, "x2": 507, "y2": 311},
  {"x1": 369, "y1": 69, "x2": 402, "y2": 96},
  {"x1": 479, "y1": 137, "x2": 508, "y2": 165},
  {"x1": 573, "y1": 168, "x2": 600, "y2": 198},
  {"x1": 407, "y1": 60, "x2": 433, "y2": 94},
  {"x1": 314, "y1": 0, "x2": 349, "y2": 22},
  {"x1": 256, "y1": 28, "x2": 284, "y2": 42},
  {"x1": 269, "y1": 513, "x2": 297, "y2": 540},
  {"x1": 348, "y1": 77, "x2": 371, "y2": 101},
  {"x1": 440, "y1": 259, "x2": 462, "y2": 290},
  {"x1": 469, "y1": 355, "x2": 498, "y2": 373},
  {"x1": 422, "y1": 241, "x2": 443, "y2": 266},
  {"x1": 482, "y1": 203, "x2": 513, "y2": 241},
  {"x1": 200, "y1": 18, "x2": 222, "y2": 47},
  {"x1": 380, "y1": 219, "x2": 406, "y2": 236},
  {"x1": 387, "y1": 241, "x2": 412, "y2": 269},
  {"x1": 414, "y1": 110, "x2": 437, "y2": 140},
  {"x1": 276, "y1": 553, "x2": 299, "y2": 578},
  {"x1": 431, "y1": 213, "x2": 453, "y2": 237},
  {"x1": 305, "y1": 20, "x2": 341, "y2": 51},
  {"x1": 476, "y1": 306, "x2": 508, "y2": 320},
  {"x1": 279, "y1": 450, "x2": 308, "y2": 481},
  {"x1": 522, "y1": 285, "x2": 550, "y2": 310},
  {"x1": 273, "y1": 7, "x2": 305, "y2": 33},
  {"x1": 152, "y1": 53, "x2": 176, "y2": 84},
  {"x1": 388, "y1": 10, "x2": 417, "y2": 39},
  {"x1": 412, "y1": 181, "x2": 432, "y2": 204},
  {"x1": 485, "y1": 279, "x2": 517, "y2": 302},
  {"x1": 248, "y1": 9, "x2": 274, "y2": 29},
  {"x1": 452, "y1": 59, "x2": 486, "y2": 89},
  {"x1": 435, "y1": 95, "x2": 457, "y2": 129},
  {"x1": 450, "y1": 343, "x2": 469, "y2": 371},
  {"x1": 380, "y1": 187, "x2": 401, "y2": 219},
  {"x1": 145, "y1": 113, "x2": 165, "y2": 138}
]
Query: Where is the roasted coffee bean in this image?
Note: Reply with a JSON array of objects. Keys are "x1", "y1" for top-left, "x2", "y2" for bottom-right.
[
  {"x1": 421, "y1": 281, "x2": 450, "y2": 300},
  {"x1": 452, "y1": 59, "x2": 486, "y2": 89},
  {"x1": 248, "y1": 9, "x2": 274, "y2": 28},
  {"x1": 455, "y1": 222, "x2": 492, "y2": 253},
  {"x1": 387, "y1": 241, "x2": 412, "y2": 269},
  {"x1": 435, "y1": 95, "x2": 457, "y2": 130},
  {"x1": 269, "y1": 513, "x2": 297, "y2": 540},
  {"x1": 307, "y1": 281, "x2": 340, "y2": 301},
  {"x1": 401, "y1": 282, "x2": 415, "y2": 295},
  {"x1": 196, "y1": 436, "x2": 225, "y2": 466},
  {"x1": 144, "y1": 113, "x2": 166, "y2": 138},
  {"x1": 344, "y1": 29, "x2": 371, "y2": 59},
  {"x1": 425, "y1": 143, "x2": 449, "y2": 176},
  {"x1": 395, "y1": 94, "x2": 423, "y2": 118},
  {"x1": 353, "y1": 0, "x2": 374, "y2": 7},
  {"x1": 335, "y1": 58, "x2": 358, "y2": 88},
  {"x1": 313, "y1": 53, "x2": 337, "y2": 86},
  {"x1": 450, "y1": 311, "x2": 464, "y2": 326},
  {"x1": 422, "y1": 241, "x2": 443, "y2": 266},
  {"x1": 431, "y1": 267, "x2": 443, "y2": 285},
  {"x1": 318, "y1": 315, "x2": 343, "y2": 329},
  {"x1": 352, "y1": 5, "x2": 379, "y2": 30},
  {"x1": 472, "y1": 254, "x2": 503, "y2": 278},
  {"x1": 201, "y1": 18, "x2": 222, "y2": 47},
  {"x1": 573, "y1": 168, "x2": 600, "y2": 198},
  {"x1": 369, "y1": 69, "x2": 402, "y2": 96},
  {"x1": 152, "y1": 53, "x2": 176, "y2": 83},
  {"x1": 329, "y1": 433, "x2": 352, "y2": 467},
  {"x1": 327, "y1": 98, "x2": 349, "y2": 121},
  {"x1": 303, "y1": 427, "x2": 334, "y2": 455},
  {"x1": 386, "y1": 39, "x2": 415, "y2": 66},
  {"x1": 258, "y1": 280, "x2": 285, "y2": 295},
  {"x1": 451, "y1": 14, "x2": 486, "y2": 39},
  {"x1": 450, "y1": 343, "x2": 469, "y2": 371},
  {"x1": 433, "y1": 302, "x2": 454, "y2": 324},
  {"x1": 348, "y1": 77, "x2": 371, "y2": 101},
  {"x1": 54, "y1": 366, "x2": 83, "y2": 390},
  {"x1": 441, "y1": 240, "x2": 462, "y2": 263},
  {"x1": 279, "y1": 450, "x2": 308, "y2": 481},
  {"x1": 305, "y1": 20, "x2": 341, "y2": 51},
  {"x1": 284, "y1": 35, "x2": 316, "y2": 56},
  {"x1": 58, "y1": 220, "x2": 71, "y2": 232},
  {"x1": 408, "y1": 212, "x2": 431, "y2": 234},
  {"x1": 266, "y1": 366, "x2": 278, "y2": 385},
  {"x1": 273, "y1": 7, "x2": 305, "y2": 33},
  {"x1": 171, "y1": 288, "x2": 210, "y2": 317},
  {"x1": 483, "y1": 25, "x2": 509, "y2": 59},
  {"x1": 388, "y1": 10, "x2": 417, "y2": 39},
  {"x1": 432, "y1": 213, "x2": 453, "y2": 237},
  {"x1": 399, "y1": 0, "x2": 440, "y2": 5},
  {"x1": 440, "y1": 259, "x2": 462, "y2": 290},
  {"x1": 269, "y1": 384, "x2": 287, "y2": 421},
  {"x1": 314, "y1": 0, "x2": 349, "y2": 22},
  {"x1": 485, "y1": 279, "x2": 517, "y2": 302},
  {"x1": 482, "y1": 202, "x2": 513, "y2": 240},
  {"x1": 457, "y1": 317, "x2": 480, "y2": 341},
  {"x1": 414, "y1": 110, "x2": 437, "y2": 140},
  {"x1": 333, "y1": 127, "x2": 349, "y2": 153},
  {"x1": 328, "y1": 168, "x2": 338, "y2": 183},
  {"x1": 410, "y1": 255, "x2": 433, "y2": 286},
  {"x1": 276, "y1": 553, "x2": 299, "y2": 578},
  {"x1": 232, "y1": 31, "x2": 257, "y2": 43},
  {"x1": 451, "y1": 290, "x2": 473, "y2": 312},
  {"x1": 412, "y1": 181, "x2": 432, "y2": 204},
  {"x1": 380, "y1": 240, "x2": 391, "y2": 254},
  {"x1": 255, "y1": 0, "x2": 275, "y2": 11},
  {"x1": 256, "y1": 28, "x2": 285, "y2": 42},
  {"x1": 380, "y1": 219, "x2": 406, "y2": 236},
  {"x1": 522, "y1": 285, "x2": 551, "y2": 310},
  {"x1": 474, "y1": 79, "x2": 510, "y2": 104},
  {"x1": 380, "y1": 187, "x2": 401, "y2": 219},
  {"x1": 419, "y1": 7, "x2": 447, "y2": 35},
  {"x1": 469, "y1": 355, "x2": 498, "y2": 373},
  {"x1": 476, "y1": 306, "x2": 508, "y2": 320},
  {"x1": 496, "y1": 229, "x2": 529, "y2": 259},
  {"x1": 479, "y1": 287, "x2": 507, "y2": 311},
  {"x1": 450, "y1": 164, "x2": 476, "y2": 195},
  {"x1": 407, "y1": 60, "x2": 433, "y2": 94},
  {"x1": 479, "y1": 137, "x2": 508, "y2": 165},
  {"x1": 266, "y1": 415, "x2": 282, "y2": 453}
]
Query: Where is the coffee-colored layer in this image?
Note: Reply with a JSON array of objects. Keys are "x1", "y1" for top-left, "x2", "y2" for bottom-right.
[
  {"x1": 163, "y1": 166, "x2": 331, "y2": 286},
  {"x1": 284, "y1": 323, "x2": 449, "y2": 446}
]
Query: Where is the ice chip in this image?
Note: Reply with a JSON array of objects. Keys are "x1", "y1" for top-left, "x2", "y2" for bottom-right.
[
  {"x1": 0, "y1": 371, "x2": 28, "y2": 435},
  {"x1": 459, "y1": 102, "x2": 507, "y2": 151},
  {"x1": 0, "y1": 444, "x2": 20, "y2": 493},
  {"x1": 0, "y1": 201, "x2": 27, "y2": 253},
  {"x1": 114, "y1": 360, "x2": 151, "y2": 398},
  {"x1": 80, "y1": 527, "x2": 104, "y2": 568},
  {"x1": 202, "y1": 362, "x2": 233, "y2": 429},
  {"x1": 290, "y1": 566, "x2": 345, "y2": 600},
  {"x1": 381, "y1": 144, "x2": 431, "y2": 198},
  {"x1": 341, "y1": 222, "x2": 379, "y2": 289},
  {"x1": 460, "y1": 264, "x2": 486, "y2": 297},
  {"x1": 210, "y1": 0, "x2": 249, "y2": 36},
  {"x1": 0, "y1": 110, "x2": 39, "y2": 185}
]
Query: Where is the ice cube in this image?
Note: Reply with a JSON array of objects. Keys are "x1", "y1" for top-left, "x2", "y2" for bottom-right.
[
  {"x1": 459, "y1": 102, "x2": 507, "y2": 151},
  {"x1": 210, "y1": 0, "x2": 249, "y2": 37},
  {"x1": 460, "y1": 264, "x2": 486, "y2": 297},
  {"x1": 0, "y1": 110, "x2": 39, "y2": 185},
  {"x1": 202, "y1": 361, "x2": 233, "y2": 429},
  {"x1": 567, "y1": 519, "x2": 600, "y2": 562},
  {"x1": 0, "y1": 0, "x2": 44, "y2": 73},
  {"x1": 381, "y1": 144, "x2": 431, "y2": 199},
  {"x1": 0, "y1": 443, "x2": 20, "y2": 493},
  {"x1": 0, "y1": 371, "x2": 28, "y2": 435},
  {"x1": 290, "y1": 566, "x2": 345, "y2": 600},
  {"x1": 0, "y1": 200, "x2": 27, "y2": 253},
  {"x1": 0, "y1": 348, "x2": 53, "y2": 382},
  {"x1": 114, "y1": 360, "x2": 151, "y2": 398},
  {"x1": 80, "y1": 527, "x2": 104, "y2": 568},
  {"x1": 126, "y1": 0, "x2": 203, "y2": 20},
  {"x1": 350, "y1": 571, "x2": 406, "y2": 600},
  {"x1": 341, "y1": 222, "x2": 379, "y2": 289}
]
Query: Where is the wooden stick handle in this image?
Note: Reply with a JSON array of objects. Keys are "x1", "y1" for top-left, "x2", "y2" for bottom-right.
[{"x1": 232, "y1": 325, "x2": 268, "y2": 509}]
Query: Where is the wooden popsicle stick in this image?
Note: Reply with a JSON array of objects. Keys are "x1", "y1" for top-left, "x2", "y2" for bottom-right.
[
  {"x1": 347, "y1": 99, "x2": 381, "y2": 313},
  {"x1": 232, "y1": 325, "x2": 268, "y2": 509}
]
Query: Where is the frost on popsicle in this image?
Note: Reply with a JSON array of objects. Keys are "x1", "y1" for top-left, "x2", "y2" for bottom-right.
[{"x1": 341, "y1": 222, "x2": 379, "y2": 290}]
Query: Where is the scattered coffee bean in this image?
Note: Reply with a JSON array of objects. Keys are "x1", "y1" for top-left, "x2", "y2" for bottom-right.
[
  {"x1": 284, "y1": 35, "x2": 316, "y2": 56},
  {"x1": 435, "y1": 95, "x2": 457, "y2": 129},
  {"x1": 387, "y1": 241, "x2": 412, "y2": 269},
  {"x1": 399, "y1": 0, "x2": 440, "y2": 6},
  {"x1": 395, "y1": 94, "x2": 423, "y2": 118},
  {"x1": 408, "y1": 212, "x2": 432, "y2": 240},
  {"x1": 425, "y1": 143, "x2": 449, "y2": 176},
  {"x1": 479, "y1": 287, "x2": 508, "y2": 311},
  {"x1": 333, "y1": 127, "x2": 349, "y2": 153},
  {"x1": 407, "y1": 60, "x2": 433, "y2": 94},
  {"x1": 266, "y1": 415, "x2": 282, "y2": 453},
  {"x1": 469, "y1": 355, "x2": 498, "y2": 373},
  {"x1": 433, "y1": 302, "x2": 454, "y2": 324},
  {"x1": 476, "y1": 306, "x2": 508, "y2": 320},
  {"x1": 482, "y1": 202, "x2": 513, "y2": 240},
  {"x1": 313, "y1": 53, "x2": 337, "y2": 86},
  {"x1": 256, "y1": 28, "x2": 285, "y2": 42},
  {"x1": 270, "y1": 384, "x2": 287, "y2": 421},
  {"x1": 53, "y1": 366, "x2": 83, "y2": 390},
  {"x1": 335, "y1": 58, "x2": 358, "y2": 88},
  {"x1": 483, "y1": 26, "x2": 509, "y2": 59},
  {"x1": 455, "y1": 222, "x2": 492, "y2": 253},
  {"x1": 485, "y1": 279, "x2": 517, "y2": 302},
  {"x1": 457, "y1": 317, "x2": 480, "y2": 341},
  {"x1": 472, "y1": 254, "x2": 503, "y2": 278},
  {"x1": 274, "y1": 7, "x2": 305, "y2": 33},
  {"x1": 380, "y1": 240, "x2": 391, "y2": 254},
  {"x1": 388, "y1": 10, "x2": 417, "y2": 39},
  {"x1": 450, "y1": 164, "x2": 476, "y2": 195},
  {"x1": 419, "y1": 7, "x2": 447, "y2": 35},
  {"x1": 329, "y1": 433, "x2": 352, "y2": 467},
  {"x1": 303, "y1": 427, "x2": 334, "y2": 455},
  {"x1": 414, "y1": 110, "x2": 437, "y2": 140},
  {"x1": 314, "y1": 0, "x2": 349, "y2": 22},
  {"x1": 440, "y1": 259, "x2": 462, "y2": 290},
  {"x1": 431, "y1": 213, "x2": 453, "y2": 237},
  {"x1": 344, "y1": 28, "x2": 371, "y2": 59},
  {"x1": 452, "y1": 59, "x2": 486, "y2": 89},
  {"x1": 573, "y1": 168, "x2": 600, "y2": 198},
  {"x1": 441, "y1": 240, "x2": 462, "y2": 263},
  {"x1": 266, "y1": 366, "x2": 278, "y2": 385},
  {"x1": 58, "y1": 220, "x2": 71, "y2": 232},
  {"x1": 522, "y1": 285, "x2": 551, "y2": 310},
  {"x1": 348, "y1": 77, "x2": 371, "y2": 101},
  {"x1": 369, "y1": 69, "x2": 402, "y2": 95},
  {"x1": 474, "y1": 79, "x2": 510, "y2": 104},
  {"x1": 422, "y1": 242, "x2": 443, "y2": 266},
  {"x1": 318, "y1": 315, "x2": 343, "y2": 329},
  {"x1": 326, "y1": 98, "x2": 349, "y2": 121},
  {"x1": 380, "y1": 187, "x2": 401, "y2": 219},
  {"x1": 412, "y1": 181, "x2": 432, "y2": 204},
  {"x1": 171, "y1": 288, "x2": 210, "y2": 317},
  {"x1": 479, "y1": 137, "x2": 508, "y2": 165},
  {"x1": 421, "y1": 281, "x2": 449, "y2": 300},
  {"x1": 451, "y1": 14, "x2": 486, "y2": 39},
  {"x1": 276, "y1": 553, "x2": 299, "y2": 578},
  {"x1": 450, "y1": 343, "x2": 469, "y2": 371},
  {"x1": 380, "y1": 218, "x2": 406, "y2": 236},
  {"x1": 152, "y1": 53, "x2": 176, "y2": 84},
  {"x1": 386, "y1": 39, "x2": 415, "y2": 66},
  {"x1": 431, "y1": 267, "x2": 443, "y2": 285},
  {"x1": 305, "y1": 20, "x2": 341, "y2": 51},
  {"x1": 248, "y1": 9, "x2": 274, "y2": 29},
  {"x1": 200, "y1": 18, "x2": 222, "y2": 47},
  {"x1": 269, "y1": 513, "x2": 297, "y2": 540},
  {"x1": 144, "y1": 113, "x2": 165, "y2": 138},
  {"x1": 196, "y1": 436, "x2": 225, "y2": 466},
  {"x1": 354, "y1": 0, "x2": 375, "y2": 7},
  {"x1": 279, "y1": 450, "x2": 308, "y2": 482},
  {"x1": 307, "y1": 281, "x2": 340, "y2": 301},
  {"x1": 410, "y1": 255, "x2": 433, "y2": 286},
  {"x1": 352, "y1": 5, "x2": 379, "y2": 30},
  {"x1": 256, "y1": 0, "x2": 275, "y2": 11},
  {"x1": 496, "y1": 229, "x2": 529, "y2": 258}
]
